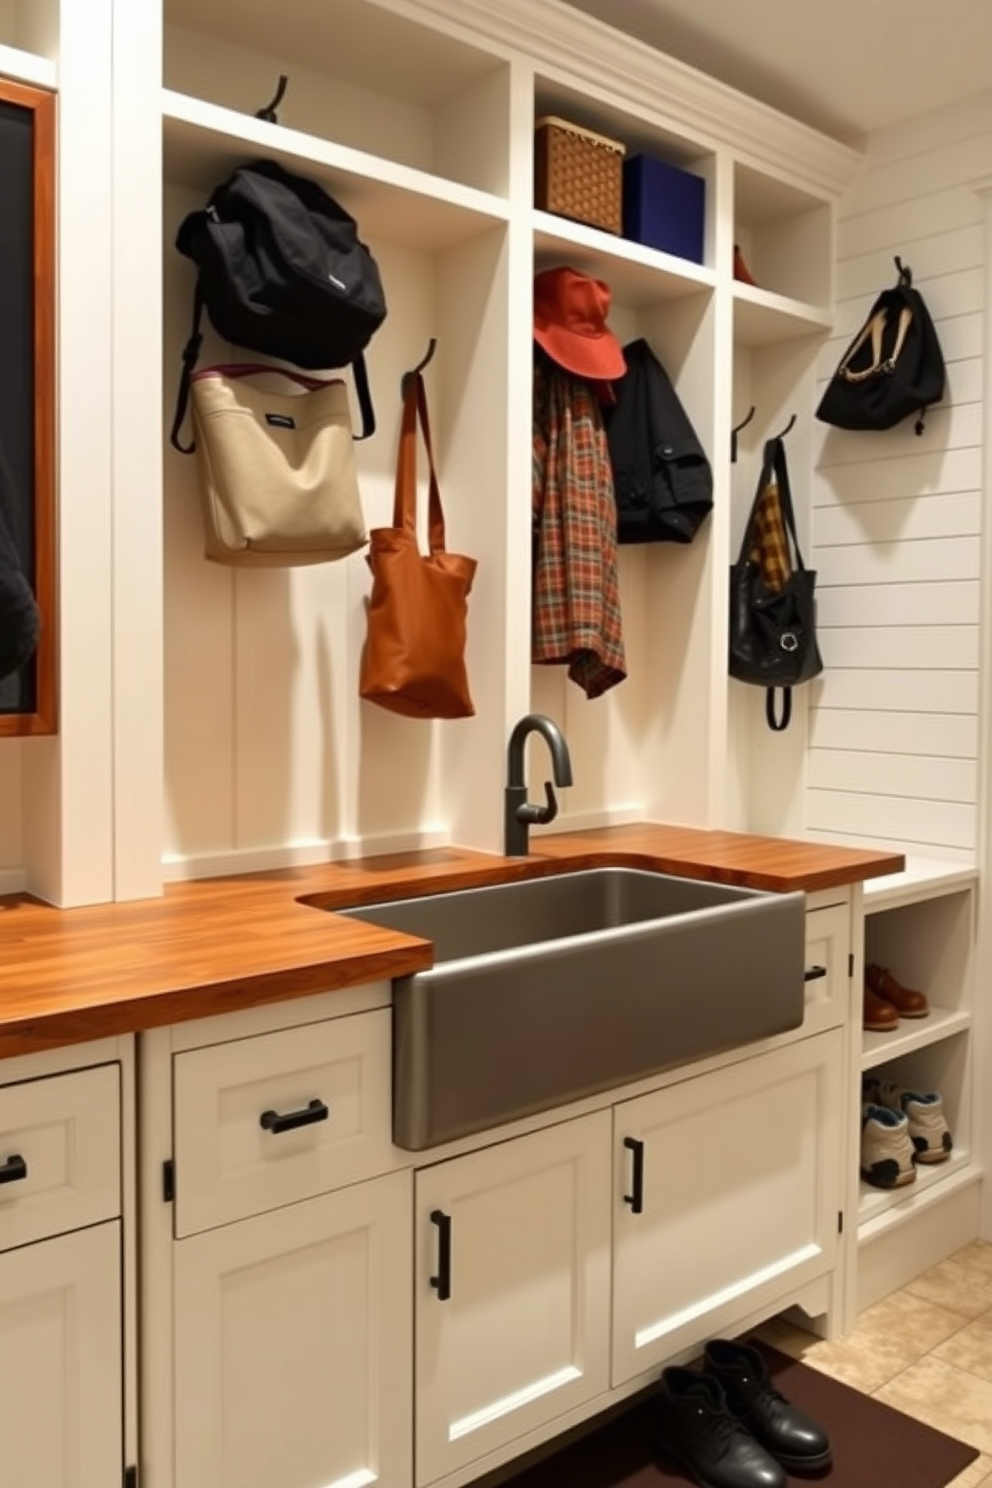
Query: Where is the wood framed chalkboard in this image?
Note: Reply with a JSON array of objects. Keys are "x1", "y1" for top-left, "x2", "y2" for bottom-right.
[{"x1": 0, "y1": 79, "x2": 55, "y2": 735}]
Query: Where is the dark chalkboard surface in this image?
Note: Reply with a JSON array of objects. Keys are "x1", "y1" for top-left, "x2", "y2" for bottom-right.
[{"x1": 0, "y1": 80, "x2": 55, "y2": 732}]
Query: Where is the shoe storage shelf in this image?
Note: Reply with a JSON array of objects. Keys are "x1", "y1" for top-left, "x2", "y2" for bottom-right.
[{"x1": 853, "y1": 860, "x2": 981, "y2": 1316}]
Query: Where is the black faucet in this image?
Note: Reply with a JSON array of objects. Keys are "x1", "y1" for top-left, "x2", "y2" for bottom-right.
[{"x1": 504, "y1": 713, "x2": 574, "y2": 856}]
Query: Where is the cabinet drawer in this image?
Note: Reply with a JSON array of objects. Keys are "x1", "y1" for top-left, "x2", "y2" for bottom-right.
[
  {"x1": 0, "y1": 1064, "x2": 121, "y2": 1252},
  {"x1": 173, "y1": 1010, "x2": 397, "y2": 1237},
  {"x1": 803, "y1": 903, "x2": 851, "y2": 1035}
]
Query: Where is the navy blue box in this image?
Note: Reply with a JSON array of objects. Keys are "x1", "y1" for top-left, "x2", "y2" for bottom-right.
[{"x1": 622, "y1": 154, "x2": 705, "y2": 263}]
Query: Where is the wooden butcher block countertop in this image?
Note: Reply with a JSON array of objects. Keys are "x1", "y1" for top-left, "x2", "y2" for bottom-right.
[{"x1": 0, "y1": 823, "x2": 903, "y2": 1059}]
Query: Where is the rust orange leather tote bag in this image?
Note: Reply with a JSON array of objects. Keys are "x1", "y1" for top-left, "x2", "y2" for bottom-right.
[{"x1": 359, "y1": 372, "x2": 476, "y2": 718}]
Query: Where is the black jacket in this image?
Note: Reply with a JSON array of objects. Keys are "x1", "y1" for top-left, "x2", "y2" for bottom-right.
[
  {"x1": 0, "y1": 434, "x2": 39, "y2": 683},
  {"x1": 605, "y1": 338, "x2": 713, "y2": 544}
]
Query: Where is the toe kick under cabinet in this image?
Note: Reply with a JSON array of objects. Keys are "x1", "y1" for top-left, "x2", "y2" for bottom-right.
[{"x1": 139, "y1": 895, "x2": 849, "y2": 1488}]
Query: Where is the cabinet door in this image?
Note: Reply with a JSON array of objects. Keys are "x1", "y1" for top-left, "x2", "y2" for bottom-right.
[
  {"x1": 415, "y1": 1111, "x2": 612, "y2": 1486},
  {"x1": 613, "y1": 1031, "x2": 843, "y2": 1386},
  {"x1": 0, "y1": 1222, "x2": 123, "y2": 1488},
  {"x1": 174, "y1": 1169, "x2": 412, "y2": 1488}
]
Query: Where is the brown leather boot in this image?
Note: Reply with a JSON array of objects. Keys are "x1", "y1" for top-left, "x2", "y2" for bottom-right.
[
  {"x1": 863, "y1": 983, "x2": 899, "y2": 1032},
  {"x1": 866, "y1": 964, "x2": 929, "y2": 1019}
]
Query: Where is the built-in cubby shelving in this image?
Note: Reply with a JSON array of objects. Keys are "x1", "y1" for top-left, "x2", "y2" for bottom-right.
[
  {"x1": 858, "y1": 1149, "x2": 974, "y2": 1228},
  {"x1": 0, "y1": 41, "x2": 55, "y2": 88},
  {"x1": 533, "y1": 211, "x2": 714, "y2": 307},
  {"x1": 861, "y1": 1006, "x2": 972, "y2": 1072},
  {"x1": 733, "y1": 163, "x2": 831, "y2": 309},
  {"x1": 0, "y1": 0, "x2": 57, "y2": 87},
  {"x1": 732, "y1": 284, "x2": 832, "y2": 348},
  {"x1": 162, "y1": 91, "x2": 510, "y2": 252}
]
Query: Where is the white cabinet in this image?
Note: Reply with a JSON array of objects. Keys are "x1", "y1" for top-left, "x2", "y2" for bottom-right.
[
  {"x1": 172, "y1": 1008, "x2": 398, "y2": 1236},
  {"x1": 414, "y1": 1112, "x2": 612, "y2": 1486},
  {"x1": 0, "y1": 1222, "x2": 123, "y2": 1488},
  {"x1": 0, "y1": 1042, "x2": 132, "y2": 1488},
  {"x1": 174, "y1": 1169, "x2": 412, "y2": 1488},
  {"x1": 612, "y1": 1029, "x2": 845, "y2": 1384},
  {"x1": 147, "y1": 995, "x2": 414, "y2": 1488}
]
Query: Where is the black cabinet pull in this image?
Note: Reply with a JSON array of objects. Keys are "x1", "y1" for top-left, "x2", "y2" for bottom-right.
[
  {"x1": 0, "y1": 1154, "x2": 27, "y2": 1185},
  {"x1": 804, "y1": 965, "x2": 828, "y2": 983},
  {"x1": 430, "y1": 1209, "x2": 452, "y2": 1300},
  {"x1": 259, "y1": 1099, "x2": 329, "y2": 1134},
  {"x1": 623, "y1": 1136, "x2": 644, "y2": 1214}
]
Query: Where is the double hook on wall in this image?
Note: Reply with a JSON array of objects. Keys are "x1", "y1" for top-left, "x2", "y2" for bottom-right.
[{"x1": 730, "y1": 407, "x2": 796, "y2": 462}]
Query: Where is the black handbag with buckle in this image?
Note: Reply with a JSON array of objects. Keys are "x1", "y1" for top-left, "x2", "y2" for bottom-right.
[{"x1": 729, "y1": 435, "x2": 823, "y2": 731}]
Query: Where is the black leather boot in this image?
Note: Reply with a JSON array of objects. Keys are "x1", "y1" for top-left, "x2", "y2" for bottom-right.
[
  {"x1": 703, "y1": 1340, "x2": 832, "y2": 1473},
  {"x1": 655, "y1": 1366, "x2": 787, "y2": 1488}
]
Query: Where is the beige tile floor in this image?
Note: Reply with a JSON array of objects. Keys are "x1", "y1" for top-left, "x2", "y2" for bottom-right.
[{"x1": 756, "y1": 1241, "x2": 992, "y2": 1488}]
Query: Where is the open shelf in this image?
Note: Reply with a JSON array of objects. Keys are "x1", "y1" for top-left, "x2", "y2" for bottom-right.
[
  {"x1": 164, "y1": 0, "x2": 511, "y2": 198},
  {"x1": 863, "y1": 856, "x2": 978, "y2": 913},
  {"x1": 0, "y1": 41, "x2": 56, "y2": 89},
  {"x1": 533, "y1": 211, "x2": 714, "y2": 310},
  {"x1": 861, "y1": 1006, "x2": 972, "y2": 1072},
  {"x1": 857, "y1": 1150, "x2": 975, "y2": 1231},
  {"x1": 732, "y1": 283, "x2": 832, "y2": 347},
  {"x1": 162, "y1": 91, "x2": 510, "y2": 252}
]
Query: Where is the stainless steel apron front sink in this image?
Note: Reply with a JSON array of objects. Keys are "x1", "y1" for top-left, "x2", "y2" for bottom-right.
[{"x1": 338, "y1": 868, "x2": 807, "y2": 1150}]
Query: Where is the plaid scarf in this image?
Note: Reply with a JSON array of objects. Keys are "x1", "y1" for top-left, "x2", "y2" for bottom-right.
[
  {"x1": 532, "y1": 356, "x2": 626, "y2": 698},
  {"x1": 748, "y1": 479, "x2": 791, "y2": 592}
]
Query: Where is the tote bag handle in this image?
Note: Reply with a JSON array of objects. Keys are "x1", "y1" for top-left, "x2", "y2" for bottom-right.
[{"x1": 394, "y1": 372, "x2": 447, "y2": 554}]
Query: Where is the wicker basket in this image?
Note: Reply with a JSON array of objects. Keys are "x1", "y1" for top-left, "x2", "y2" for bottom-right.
[{"x1": 534, "y1": 116, "x2": 625, "y2": 235}]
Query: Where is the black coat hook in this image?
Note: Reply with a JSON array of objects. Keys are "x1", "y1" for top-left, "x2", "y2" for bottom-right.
[
  {"x1": 771, "y1": 413, "x2": 797, "y2": 442},
  {"x1": 255, "y1": 74, "x2": 288, "y2": 124},
  {"x1": 401, "y1": 337, "x2": 437, "y2": 397},
  {"x1": 731, "y1": 405, "x2": 756, "y2": 463},
  {"x1": 894, "y1": 255, "x2": 913, "y2": 288}
]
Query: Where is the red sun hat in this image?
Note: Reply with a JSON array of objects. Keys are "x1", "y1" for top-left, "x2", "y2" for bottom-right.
[{"x1": 533, "y1": 266, "x2": 626, "y2": 381}]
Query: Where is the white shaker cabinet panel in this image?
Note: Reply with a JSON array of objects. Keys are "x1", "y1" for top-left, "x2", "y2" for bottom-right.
[
  {"x1": 0, "y1": 1221, "x2": 123, "y2": 1488},
  {"x1": 612, "y1": 1030, "x2": 844, "y2": 1385},
  {"x1": 172, "y1": 1009, "x2": 397, "y2": 1236},
  {"x1": 0, "y1": 1063, "x2": 121, "y2": 1252},
  {"x1": 414, "y1": 1111, "x2": 612, "y2": 1486},
  {"x1": 173, "y1": 1169, "x2": 413, "y2": 1488}
]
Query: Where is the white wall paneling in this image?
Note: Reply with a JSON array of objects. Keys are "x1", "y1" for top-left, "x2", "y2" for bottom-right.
[
  {"x1": 809, "y1": 93, "x2": 991, "y2": 860},
  {"x1": 19, "y1": 0, "x2": 116, "y2": 906}
]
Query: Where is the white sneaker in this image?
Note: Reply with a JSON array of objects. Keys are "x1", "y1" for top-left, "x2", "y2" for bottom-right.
[
  {"x1": 863, "y1": 1079, "x2": 953, "y2": 1165},
  {"x1": 860, "y1": 1102, "x2": 917, "y2": 1188}
]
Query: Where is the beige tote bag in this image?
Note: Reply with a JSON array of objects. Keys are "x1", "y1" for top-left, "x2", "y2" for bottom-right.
[{"x1": 189, "y1": 363, "x2": 368, "y2": 567}]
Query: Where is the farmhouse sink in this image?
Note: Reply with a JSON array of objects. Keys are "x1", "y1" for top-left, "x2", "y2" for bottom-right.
[{"x1": 338, "y1": 867, "x2": 806, "y2": 1150}]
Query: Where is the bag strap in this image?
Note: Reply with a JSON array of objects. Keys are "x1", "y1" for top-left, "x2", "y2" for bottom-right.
[
  {"x1": 351, "y1": 352, "x2": 376, "y2": 441},
  {"x1": 192, "y1": 363, "x2": 346, "y2": 391},
  {"x1": 394, "y1": 372, "x2": 446, "y2": 553},
  {"x1": 170, "y1": 282, "x2": 206, "y2": 455},
  {"x1": 766, "y1": 687, "x2": 793, "y2": 732},
  {"x1": 170, "y1": 290, "x2": 377, "y2": 452},
  {"x1": 838, "y1": 304, "x2": 913, "y2": 383},
  {"x1": 768, "y1": 436, "x2": 808, "y2": 572}
]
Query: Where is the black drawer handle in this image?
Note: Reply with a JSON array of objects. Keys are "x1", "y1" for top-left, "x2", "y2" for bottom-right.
[
  {"x1": 623, "y1": 1136, "x2": 644, "y2": 1214},
  {"x1": 430, "y1": 1209, "x2": 452, "y2": 1301},
  {"x1": 259, "y1": 1099, "x2": 329, "y2": 1135},
  {"x1": 0, "y1": 1154, "x2": 28, "y2": 1185},
  {"x1": 804, "y1": 965, "x2": 828, "y2": 983}
]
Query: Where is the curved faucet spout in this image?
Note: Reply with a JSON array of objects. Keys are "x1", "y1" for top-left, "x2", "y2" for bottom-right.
[{"x1": 504, "y1": 713, "x2": 573, "y2": 855}]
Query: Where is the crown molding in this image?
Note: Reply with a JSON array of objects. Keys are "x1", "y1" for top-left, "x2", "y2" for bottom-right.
[{"x1": 384, "y1": 0, "x2": 863, "y2": 200}]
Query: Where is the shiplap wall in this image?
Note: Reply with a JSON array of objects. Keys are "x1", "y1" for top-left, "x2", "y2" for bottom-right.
[{"x1": 807, "y1": 90, "x2": 992, "y2": 864}]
